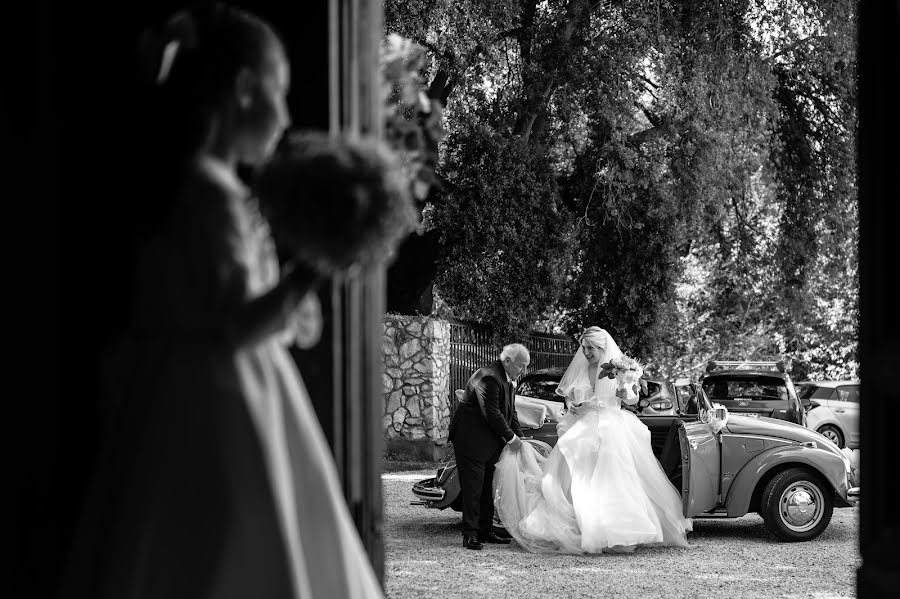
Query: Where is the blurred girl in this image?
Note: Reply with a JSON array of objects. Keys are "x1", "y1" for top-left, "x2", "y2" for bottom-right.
[{"x1": 60, "y1": 4, "x2": 383, "y2": 598}]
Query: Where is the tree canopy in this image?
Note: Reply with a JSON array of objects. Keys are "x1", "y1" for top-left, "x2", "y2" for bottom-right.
[{"x1": 384, "y1": 0, "x2": 858, "y2": 380}]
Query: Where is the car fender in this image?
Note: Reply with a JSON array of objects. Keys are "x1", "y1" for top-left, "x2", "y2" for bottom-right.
[
  {"x1": 410, "y1": 463, "x2": 461, "y2": 510},
  {"x1": 724, "y1": 445, "x2": 849, "y2": 517},
  {"x1": 433, "y1": 464, "x2": 461, "y2": 509}
]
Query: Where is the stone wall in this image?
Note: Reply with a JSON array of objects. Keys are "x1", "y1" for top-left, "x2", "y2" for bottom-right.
[{"x1": 382, "y1": 315, "x2": 451, "y2": 460}]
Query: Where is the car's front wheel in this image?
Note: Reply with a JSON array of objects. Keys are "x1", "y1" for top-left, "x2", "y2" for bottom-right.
[
  {"x1": 817, "y1": 424, "x2": 845, "y2": 448},
  {"x1": 761, "y1": 468, "x2": 834, "y2": 542}
]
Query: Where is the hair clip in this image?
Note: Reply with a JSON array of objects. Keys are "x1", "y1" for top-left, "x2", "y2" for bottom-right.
[{"x1": 156, "y1": 39, "x2": 181, "y2": 84}]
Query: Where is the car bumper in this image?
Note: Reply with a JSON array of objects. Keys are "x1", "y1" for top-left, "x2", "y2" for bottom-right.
[{"x1": 411, "y1": 477, "x2": 445, "y2": 507}]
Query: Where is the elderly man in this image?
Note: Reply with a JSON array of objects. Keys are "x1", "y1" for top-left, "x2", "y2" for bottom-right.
[{"x1": 448, "y1": 343, "x2": 529, "y2": 550}]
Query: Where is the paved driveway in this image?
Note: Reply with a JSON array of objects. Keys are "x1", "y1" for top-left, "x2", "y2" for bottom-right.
[{"x1": 383, "y1": 470, "x2": 860, "y2": 599}]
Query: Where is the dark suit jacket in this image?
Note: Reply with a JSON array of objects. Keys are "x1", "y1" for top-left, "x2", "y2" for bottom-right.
[{"x1": 449, "y1": 360, "x2": 523, "y2": 461}]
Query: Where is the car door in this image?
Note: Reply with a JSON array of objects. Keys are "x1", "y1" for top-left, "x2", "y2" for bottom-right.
[
  {"x1": 832, "y1": 385, "x2": 860, "y2": 446},
  {"x1": 678, "y1": 420, "x2": 721, "y2": 517},
  {"x1": 515, "y1": 377, "x2": 566, "y2": 447}
]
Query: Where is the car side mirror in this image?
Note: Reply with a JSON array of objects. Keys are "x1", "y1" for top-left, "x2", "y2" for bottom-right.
[{"x1": 808, "y1": 400, "x2": 820, "y2": 410}]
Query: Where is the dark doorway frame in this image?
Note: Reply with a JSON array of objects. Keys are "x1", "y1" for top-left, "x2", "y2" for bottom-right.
[{"x1": 856, "y1": 2, "x2": 900, "y2": 597}]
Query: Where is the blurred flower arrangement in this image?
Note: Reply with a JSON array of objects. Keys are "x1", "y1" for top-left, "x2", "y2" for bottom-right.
[
  {"x1": 251, "y1": 34, "x2": 443, "y2": 277},
  {"x1": 254, "y1": 131, "x2": 418, "y2": 275},
  {"x1": 380, "y1": 33, "x2": 444, "y2": 210}
]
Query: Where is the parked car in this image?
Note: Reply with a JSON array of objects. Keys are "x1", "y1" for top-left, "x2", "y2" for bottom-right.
[
  {"x1": 412, "y1": 382, "x2": 858, "y2": 542},
  {"x1": 636, "y1": 378, "x2": 679, "y2": 415},
  {"x1": 796, "y1": 381, "x2": 860, "y2": 449},
  {"x1": 699, "y1": 360, "x2": 806, "y2": 426},
  {"x1": 510, "y1": 367, "x2": 679, "y2": 446}
]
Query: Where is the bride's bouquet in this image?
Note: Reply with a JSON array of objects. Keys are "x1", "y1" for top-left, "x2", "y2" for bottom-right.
[
  {"x1": 599, "y1": 355, "x2": 645, "y2": 405},
  {"x1": 255, "y1": 132, "x2": 419, "y2": 276}
]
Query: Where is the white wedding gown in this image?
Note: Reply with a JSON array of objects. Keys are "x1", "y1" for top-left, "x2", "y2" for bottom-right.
[{"x1": 493, "y1": 376, "x2": 692, "y2": 554}]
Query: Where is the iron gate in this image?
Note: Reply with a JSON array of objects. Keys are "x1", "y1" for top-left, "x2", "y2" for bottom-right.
[{"x1": 448, "y1": 320, "x2": 578, "y2": 415}]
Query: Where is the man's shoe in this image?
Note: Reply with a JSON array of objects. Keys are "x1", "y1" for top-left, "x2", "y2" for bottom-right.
[
  {"x1": 478, "y1": 531, "x2": 511, "y2": 544},
  {"x1": 463, "y1": 535, "x2": 483, "y2": 550}
]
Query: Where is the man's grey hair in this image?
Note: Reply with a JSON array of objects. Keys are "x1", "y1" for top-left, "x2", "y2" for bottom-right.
[{"x1": 500, "y1": 343, "x2": 530, "y2": 362}]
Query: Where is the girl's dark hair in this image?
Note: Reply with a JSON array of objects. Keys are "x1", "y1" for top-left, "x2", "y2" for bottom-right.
[{"x1": 133, "y1": 3, "x2": 283, "y2": 239}]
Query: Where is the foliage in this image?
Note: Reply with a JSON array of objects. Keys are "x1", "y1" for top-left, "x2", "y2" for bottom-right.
[
  {"x1": 431, "y1": 122, "x2": 575, "y2": 343},
  {"x1": 380, "y1": 33, "x2": 446, "y2": 207},
  {"x1": 384, "y1": 0, "x2": 858, "y2": 380}
]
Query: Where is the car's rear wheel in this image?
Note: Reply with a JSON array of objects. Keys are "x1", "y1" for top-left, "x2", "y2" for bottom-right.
[
  {"x1": 761, "y1": 467, "x2": 833, "y2": 542},
  {"x1": 817, "y1": 425, "x2": 844, "y2": 448}
]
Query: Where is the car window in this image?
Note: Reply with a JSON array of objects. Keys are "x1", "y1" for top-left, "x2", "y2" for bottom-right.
[
  {"x1": 836, "y1": 386, "x2": 860, "y2": 403},
  {"x1": 805, "y1": 386, "x2": 837, "y2": 400},
  {"x1": 702, "y1": 376, "x2": 789, "y2": 401},
  {"x1": 681, "y1": 384, "x2": 710, "y2": 414},
  {"x1": 680, "y1": 387, "x2": 700, "y2": 414},
  {"x1": 676, "y1": 385, "x2": 696, "y2": 412},
  {"x1": 798, "y1": 384, "x2": 832, "y2": 400},
  {"x1": 641, "y1": 381, "x2": 661, "y2": 398},
  {"x1": 518, "y1": 377, "x2": 564, "y2": 402}
]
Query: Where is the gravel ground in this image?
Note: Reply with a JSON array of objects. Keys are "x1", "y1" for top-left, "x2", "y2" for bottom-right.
[{"x1": 383, "y1": 469, "x2": 860, "y2": 599}]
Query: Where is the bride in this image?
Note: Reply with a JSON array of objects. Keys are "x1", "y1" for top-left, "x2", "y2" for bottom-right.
[{"x1": 493, "y1": 326, "x2": 692, "y2": 554}]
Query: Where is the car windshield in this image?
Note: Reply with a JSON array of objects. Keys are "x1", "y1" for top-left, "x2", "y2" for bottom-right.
[
  {"x1": 702, "y1": 375, "x2": 788, "y2": 401},
  {"x1": 518, "y1": 376, "x2": 563, "y2": 401}
]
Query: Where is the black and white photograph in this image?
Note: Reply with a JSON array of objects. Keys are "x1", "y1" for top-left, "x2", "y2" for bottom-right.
[{"x1": 30, "y1": 1, "x2": 899, "y2": 598}]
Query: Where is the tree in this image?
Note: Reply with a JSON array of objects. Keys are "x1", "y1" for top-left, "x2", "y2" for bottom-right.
[
  {"x1": 431, "y1": 122, "x2": 574, "y2": 342},
  {"x1": 383, "y1": 0, "x2": 858, "y2": 378}
]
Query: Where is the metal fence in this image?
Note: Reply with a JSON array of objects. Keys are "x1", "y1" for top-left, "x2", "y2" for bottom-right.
[
  {"x1": 524, "y1": 333, "x2": 581, "y2": 373},
  {"x1": 448, "y1": 320, "x2": 579, "y2": 415}
]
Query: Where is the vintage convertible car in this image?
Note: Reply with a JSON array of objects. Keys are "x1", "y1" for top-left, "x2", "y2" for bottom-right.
[{"x1": 411, "y1": 383, "x2": 859, "y2": 542}]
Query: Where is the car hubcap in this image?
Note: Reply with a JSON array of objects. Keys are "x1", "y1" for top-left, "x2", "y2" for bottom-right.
[
  {"x1": 779, "y1": 482, "x2": 825, "y2": 532},
  {"x1": 821, "y1": 429, "x2": 841, "y2": 444}
]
